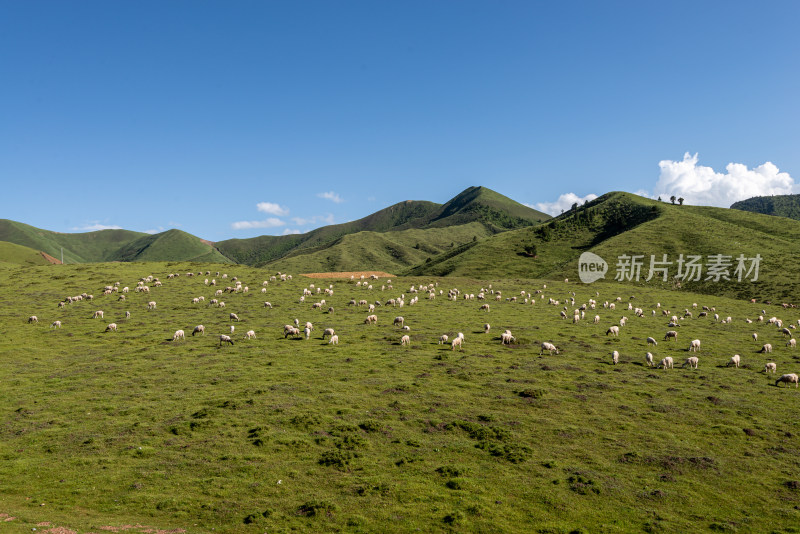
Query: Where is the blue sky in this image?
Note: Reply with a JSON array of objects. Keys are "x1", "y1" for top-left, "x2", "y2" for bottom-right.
[{"x1": 2, "y1": 1, "x2": 798, "y2": 240}]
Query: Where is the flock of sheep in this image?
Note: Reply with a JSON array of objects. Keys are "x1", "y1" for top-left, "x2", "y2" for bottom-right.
[{"x1": 25, "y1": 268, "x2": 800, "y2": 389}]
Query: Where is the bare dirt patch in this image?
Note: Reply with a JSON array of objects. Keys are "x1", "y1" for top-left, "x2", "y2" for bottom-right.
[
  {"x1": 40, "y1": 252, "x2": 62, "y2": 264},
  {"x1": 301, "y1": 271, "x2": 395, "y2": 279}
]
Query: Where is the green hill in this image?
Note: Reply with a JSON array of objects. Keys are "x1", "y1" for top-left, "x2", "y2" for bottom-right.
[
  {"x1": 406, "y1": 192, "x2": 800, "y2": 302},
  {"x1": 0, "y1": 240, "x2": 56, "y2": 265},
  {"x1": 107, "y1": 229, "x2": 234, "y2": 263},
  {"x1": 731, "y1": 194, "x2": 800, "y2": 221},
  {"x1": 0, "y1": 219, "x2": 146, "y2": 263},
  {"x1": 217, "y1": 186, "x2": 549, "y2": 267}
]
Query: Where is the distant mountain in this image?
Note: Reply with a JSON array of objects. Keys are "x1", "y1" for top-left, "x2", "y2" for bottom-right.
[
  {"x1": 216, "y1": 186, "x2": 550, "y2": 267},
  {"x1": 106, "y1": 229, "x2": 234, "y2": 263},
  {"x1": 731, "y1": 194, "x2": 800, "y2": 221}
]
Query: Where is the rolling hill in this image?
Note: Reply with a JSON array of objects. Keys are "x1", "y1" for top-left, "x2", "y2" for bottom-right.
[
  {"x1": 731, "y1": 194, "x2": 800, "y2": 221},
  {"x1": 106, "y1": 229, "x2": 234, "y2": 264},
  {"x1": 216, "y1": 186, "x2": 550, "y2": 266},
  {"x1": 403, "y1": 192, "x2": 800, "y2": 302},
  {"x1": 0, "y1": 240, "x2": 58, "y2": 265}
]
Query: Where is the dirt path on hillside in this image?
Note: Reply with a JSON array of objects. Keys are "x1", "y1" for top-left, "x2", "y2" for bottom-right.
[{"x1": 40, "y1": 252, "x2": 62, "y2": 264}]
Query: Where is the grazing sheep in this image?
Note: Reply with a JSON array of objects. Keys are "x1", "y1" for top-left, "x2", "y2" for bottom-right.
[
  {"x1": 752, "y1": 332, "x2": 758, "y2": 341},
  {"x1": 439, "y1": 334, "x2": 449, "y2": 345},
  {"x1": 606, "y1": 326, "x2": 620, "y2": 337},
  {"x1": 192, "y1": 325, "x2": 205, "y2": 336},
  {"x1": 93, "y1": 310, "x2": 104, "y2": 319},
  {"x1": 219, "y1": 334, "x2": 234, "y2": 346},
  {"x1": 480, "y1": 304, "x2": 490, "y2": 312},
  {"x1": 364, "y1": 314, "x2": 378, "y2": 325},
  {"x1": 105, "y1": 323, "x2": 117, "y2": 332},
  {"x1": 593, "y1": 315, "x2": 600, "y2": 324},
  {"x1": 664, "y1": 330, "x2": 678, "y2": 341},
  {"x1": 402, "y1": 325, "x2": 411, "y2": 331},
  {"x1": 244, "y1": 330, "x2": 256, "y2": 340},
  {"x1": 683, "y1": 356, "x2": 699, "y2": 369},
  {"x1": 322, "y1": 328, "x2": 335, "y2": 339},
  {"x1": 760, "y1": 343, "x2": 773, "y2": 353},
  {"x1": 781, "y1": 327, "x2": 793, "y2": 338},
  {"x1": 690, "y1": 339, "x2": 701, "y2": 352},
  {"x1": 230, "y1": 313, "x2": 240, "y2": 322},
  {"x1": 146, "y1": 301, "x2": 157, "y2": 310},
  {"x1": 764, "y1": 362, "x2": 777, "y2": 374},
  {"x1": 173, "y1": 329, "x2": 185, "y2": 341},
  {"x1": 393, "y1": 316, "x2": 405, "y2": 327},
  {"x1": 125, "y1": 311, "x2": 131, "y2": 319},
  {"x1": 612, "y1": 350, "x2": 619, "y2": 365},
  {"x1": 646, "y1": 337, "x2": 658, "y2": 346},
  {"x1": 484, "y1": 323, "x2": 491, "y2": 333},
  {"x1": 328, "y1": 334, "x2": 339, "y2": 345},
  {"x1": 775, "y1": 373, "x2": 799, "y2": 388},
  {"x1": 50, "y1": 320, "x2": 62, "y2": 328},
  {"x1": 660, "y1": 356, "x2": 674, "y2": 369},
  {"x1": 263, "y1": 301, "x2": 272, "y2": 308},
  {"x1": 401, "y1": 334, "x2": 411, "y2": 346},
  {"x1": 229, "y1": 325, "x2": 235, "y2": 334},
  {"x1": 789, "y1": 339, "x2": 797, "y2": 348},
  {"x1": 645, "y1": 352, "x2": 654, "y2": 367},
  {"x1": 451, "y1": 337, "x2": 463, "y2": 351},
  {"x1": 501, "y1": 332, "x2": 515, "y2": 345},
  {"x1": 540, "y1": 342, "x2": 559, "y2": 355}
]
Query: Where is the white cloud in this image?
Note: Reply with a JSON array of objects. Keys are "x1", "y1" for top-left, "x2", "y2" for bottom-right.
[
  {"x1": 291, "y1": 214, "x2": 335, "y2": 226},
  {"x1": 231, "y1": 218, "x2": 286, "y2": 230},
  {"x1": 282, "y1": 228, "x2": 302, "y2": 235},
  {"x1": 532, "y1": 193, "x2": 598, "y2": 216},
  {"x1": 72, "y1": 223, "x2": 123, "y2": 231},
  {"x1": 256, "y1": 202, "x2": 290, "y2": 216},
  {"x1": 318, "y1": 191, "x2": 343, "y2": 203},
  {"x1": 652, "y1": 152, "x2": 797, "y2": 206}
]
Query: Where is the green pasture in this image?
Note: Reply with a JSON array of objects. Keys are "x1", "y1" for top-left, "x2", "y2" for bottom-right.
[{"x1": 1, "y1": 262, "x2": 799, "y2": 533}]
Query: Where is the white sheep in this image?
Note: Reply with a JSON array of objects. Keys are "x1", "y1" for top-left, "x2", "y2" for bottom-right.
[
  {"x1": 501, "y1": 332, "x2": 515, "y2": 345},
  {"x1": 606, "y1": 326, "x2": 620, "y2": 337},
  {"x1": 51, "y1": 320, "x2": 62, "y2": 329},
  {"x1": 393, "y1": 316, "x2": 405, "y2": 327},
  {"x1": 328, "y1": 334, "x2": 339, "y2": 345},
  {"x1": 593, "y1": 315, "x2": 600, "y2": 324},
  {"x1": 192, "y1": 325, "x2": 205, "y2": 336},
  {"x1": 401, "y1": 334, "x2": 411, "y2": 346},
  {"x1": 439, "y1": 334, "x2": 449, "y2": 345},
  {"x1": 147, "y1": 301, "x2": 157, "y2": 310},
  {"x1": 219, "y1": 334, "x2": 234, "y2": 346},
  {"x1": 689, "y1": 339, "x2": 701, "y2": 352},
  {"x1": 660, "y1": 356, "x2": 673, "y2": 369},
  {"x1": 244, "y1": 330, "x2": 256, "y2": 340},
  {"x1": 230, "y1": 313, "x2": 240, "y2": 322},
  {"x1": 646, "y1": 337, "x2": 657, "y2": 346},
  {"x1": 125, "y1": 311, "x2": 131, "y2": 319},
  {"x1": 775, "y1": 373, "x2": 799, "y2": 388},
  {"x1": 105, "y1": 323, "x2": 117, "y2": 332},
  {"x1": 93, "y1": 310, "x2": 104, "y2": 319},
  {"x1": 665, "y1": 330, "x2": 678, "y2": 341},
  {"x1": 752, "y1": 332, "x2": 758, "y2": 341},
  {"x1": 230, "y1": 325, "x2": 235, "y2": 334},
  {"x1": 480, "y1": 304, "x2": 490, "y2": 312},
  {"x1": 484, "y1": 323, "x2": 490, "y2": 333},
  {"x1": 612, "y1": 350, "x2": 619, "y2": 365},
  {"x1": 788, "y1": 339, "x2": 797, "y2": 348},
  {"x1": 173, "y1": 329, "x2": 185, "y2": 341},
  {"x1": 540, "y1": 342, "x2": 559, "y2": 355},
  {"x1": 645, "y1": 352, "x2": 654, "y2": 367},
  {"x1": 364, "y1": 314, "x2": 378, "y2": 325},
  {"x1": 263, "y1": 301, "x2": 273, "y2": 308},
  {"x1": 727, "y1": 354, "x2": 741, "y2": 368},
  {"x1": 451, "y1": 337, "x2": 463, "y2": 351},
  {"x1": 322, "y1": 328, "x2": 335, "y2": 339},
  {"x1": 764, "y1": 362, "x2": 777, "y2": 374},
  {"x1": 683, "y1": 356, "x2": 699, "y2": 369},
  {"x1": 761, "y1": 343, "x2": 773, "y2": 353}
]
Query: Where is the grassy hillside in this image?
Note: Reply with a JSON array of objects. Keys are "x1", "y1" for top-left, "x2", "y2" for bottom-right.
[
  {"x1": 268, "y1": 222, "x2": 492, "y2": 273},
  {"x1": 0, "y1": 240, "x2": 55, "y2": 265},
  {"x1": 0, "y1": 219, "x2": 147, "y2": 263},
  {"x1": 731, "y1": 194, "x2": 800, "y2": 221},
  {"x1": 217, "y1": 187, "x2": 550, "y2": 267},
  {"x1": 407, "y1": 192, "x2": 800, "y2": 303},
  {"x1": 108, "y1": 229, "x2": 234, "y2": 263},
  {"x1": 2, "y1": 262, "x2": 800, "y2": 532}
]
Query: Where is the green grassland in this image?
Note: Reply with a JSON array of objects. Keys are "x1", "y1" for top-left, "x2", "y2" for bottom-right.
[
  {"x1": 0, "y1": 241, "x2": 55, "y2": 266},
  {"x1": 732, "y1": 194, "x2": 800, "y2": 221},
  {"x1": 2, "y1": 261, "x2": 800, "y2": 533}
]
